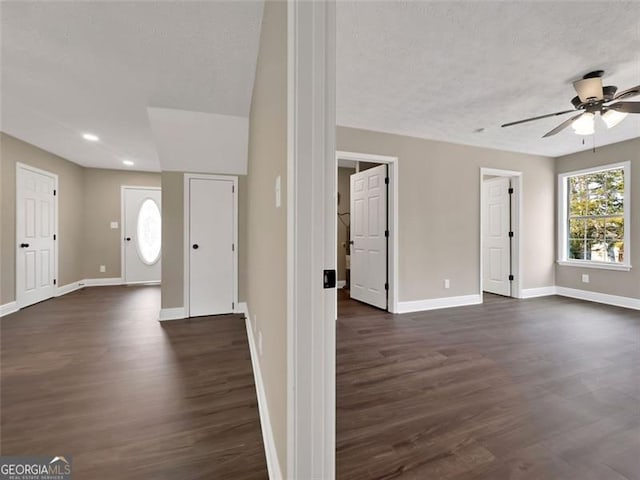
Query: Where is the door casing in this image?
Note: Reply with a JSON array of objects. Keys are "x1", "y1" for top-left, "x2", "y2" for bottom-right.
[
  {"x1": 183, "y1": 173, "x2": 238, "y2": 318},
  {"x1": 479, "y1": 168, "x2": 523, "y2": 299},
  {"x1": 15, "y1": 162, "x2": 59, "y2": 309}
]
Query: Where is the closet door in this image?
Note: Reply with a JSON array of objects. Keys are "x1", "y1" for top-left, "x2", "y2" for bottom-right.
[{"x1": 188, "y1": 177, "x2": 236, "y2": 316}]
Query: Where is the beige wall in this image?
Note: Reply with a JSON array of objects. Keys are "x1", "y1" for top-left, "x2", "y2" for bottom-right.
[
  {"x1": 245, "y1": 0, "x2": 288, "y2": 471},
  {"x1": 555, "y1": 138, "x2": 640, "y2": 299},
  {"x1": 1, "y1": 132, "x2": 161, "y2": 304},
  {"x1": 1, "y1": 133, "x2": 85, "y2": 303},
  {"x1": 84, "y1": 168, "x2": 160, "y2": 279},
  {"x1": 337, "y1": 167, "x2": 354, "y2": 281},
  {"x1": 337, "y1": 126, "x2": 556, "y2": 301}
]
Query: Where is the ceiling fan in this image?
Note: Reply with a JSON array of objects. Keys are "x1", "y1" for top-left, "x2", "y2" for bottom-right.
[{"x1": 501, "y1": 70, "x2": 640, "y2": 137}]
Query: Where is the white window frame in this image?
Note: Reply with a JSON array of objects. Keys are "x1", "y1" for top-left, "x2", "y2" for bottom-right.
[{"x1": 557, "y1": 161, "x2": 631, "y2": 271}]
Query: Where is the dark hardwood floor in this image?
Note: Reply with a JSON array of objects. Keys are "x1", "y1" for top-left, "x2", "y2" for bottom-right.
[
  {"x1": 337, "y1": 290, "x2": 640, "y2": 480},
  {"x1": 1, "y1": 286, "x2": 267, "y2": 480},
  {"x1": 3, "y1": 286, "x2": 639, "y2": 479}
]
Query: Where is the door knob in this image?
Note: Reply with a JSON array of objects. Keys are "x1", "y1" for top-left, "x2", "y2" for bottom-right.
[
  {"x1": 192, "y1": 244, "x2": 199, "y2": 250},
  {"x1": 125, "y1": 237, "x2": 131, "y2": 241},
  {"x1": 20, "y1": 243, "x2": 30, "y2": 248},
  {"x1": 349, "y1": 240, "x2": 355, "y2": 245}
]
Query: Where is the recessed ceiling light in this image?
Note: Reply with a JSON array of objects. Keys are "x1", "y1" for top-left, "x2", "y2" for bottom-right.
[
  {"x1": 82, "y1": 133, "x2": 99, "y2": 142},
  {"x1": 122, "y1": 160, "x2": 135, "y2": 167}
]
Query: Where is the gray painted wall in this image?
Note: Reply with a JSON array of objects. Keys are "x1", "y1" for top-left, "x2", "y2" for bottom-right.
[
  {"x1": 555, "y1": 138, "x2": 640, "y2": 299},
  {"x1": 1, "y1": 132, "x2": 160, "y2": 304},
  {"x1": 337, "y1": 126, "x2": 557, "y2": 301}
]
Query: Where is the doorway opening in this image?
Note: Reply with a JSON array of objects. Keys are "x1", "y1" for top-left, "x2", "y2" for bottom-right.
[
  {"x1": 335, "y1": 151, "x2": 398, "y2": 314},
  {"x1": 480, "y1": 168, "x2": 522, "y2": 299}
]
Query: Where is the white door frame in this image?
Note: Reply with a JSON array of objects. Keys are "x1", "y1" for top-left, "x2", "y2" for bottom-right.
[
  {"x1": 287, "y1": 0, "x2": 336, "y2": 478},
  {"x1": 15, "y1": 162, "x2": 59, "y2": 309},
  {"x1": 183, "y1": 174, "x2": 238, "y2": 318},
  {"x1": 335, "y1": 151, "x2": 399, "y2": 313},
  {"x1": 120, "y1": 185, "x2": 162, "y2": 285},
  {"x1": 479, "y1": 168, "x2": 523, "y2": 300}
]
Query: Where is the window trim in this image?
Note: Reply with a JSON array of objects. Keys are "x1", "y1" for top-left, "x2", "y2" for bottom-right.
[{"x1": 557, "y1": 161, "x2": 631, "y2": 271}]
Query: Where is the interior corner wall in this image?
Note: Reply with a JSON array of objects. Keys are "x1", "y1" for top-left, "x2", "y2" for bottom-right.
[
  {"x1": 336, "y1": 126, "x2": 556, "y2": 301},
  {"x1": 1, "y1": 132, "x2": 162, "y2": 305},
  {"x1": 555, "y1": 138, "x2": 640, "y2": 299},
  {"x1": 245, "y1": 0, "x2": 288, "y2": 472},
  {"x1": 83, "y1": 168, "x2": 160, "y2": 280},
  {"x1": 1, "y1": 132, "x2": 85, "y2": 303}
]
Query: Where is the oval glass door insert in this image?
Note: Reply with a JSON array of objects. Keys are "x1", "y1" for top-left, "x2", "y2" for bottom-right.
[{"x1": 136, "y1": 198, "x2": 161, "y2": 264}]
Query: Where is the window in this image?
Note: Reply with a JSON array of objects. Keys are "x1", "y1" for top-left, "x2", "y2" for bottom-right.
[
  {"x1": 558, "y1": 161, "x2": 630, "y2": 270},
  {"x1": 136, "y1": 198, "x2": 162, "y2": 265}
]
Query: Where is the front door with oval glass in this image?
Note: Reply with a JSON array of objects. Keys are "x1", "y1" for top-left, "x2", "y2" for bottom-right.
[{"x1": 123, "y1": 187, "x2": 161, "y2": 284}]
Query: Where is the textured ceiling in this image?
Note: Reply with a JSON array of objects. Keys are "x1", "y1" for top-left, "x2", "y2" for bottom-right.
[
  {"x1": 337, "y1": 1, "x2": 640, "y2": 157},
  {"x1": 1, "y1": 1, "x2": 263, "y2": 171}
]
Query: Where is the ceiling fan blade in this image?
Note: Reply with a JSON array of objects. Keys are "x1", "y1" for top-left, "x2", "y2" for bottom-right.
[
  {"x1": 613, "y1": 85, "x2": 640, "y2": 101},
  {"x1": 574, "y1": 77, "x2": 604, "y2": 102},
  {"x1": 542, "y1": 113, "x2": 585, "y2": 138},
  {"x1": 608, "y1": 101, "x2": 640, "y2": 114},
  {"x1": 501, "y1": 109, "x2": 576, "y2": 128}
]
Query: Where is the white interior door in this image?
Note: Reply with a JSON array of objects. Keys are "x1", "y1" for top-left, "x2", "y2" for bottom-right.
[
  {"x1": 350, "y1": 164, "x2": 387, "y2": 309},
  {"x1": 188, "y1": 177, "x2": 236, "y2": 317},
  {"x1": 16, "y1": 164, "x2": 56, "y2": 308},
  {"x1": 123, "y1": 187, "x2": 161, "y2": 283},
  {"x1": 482, "y1": 177, "x2": 511, "y2": 296}
]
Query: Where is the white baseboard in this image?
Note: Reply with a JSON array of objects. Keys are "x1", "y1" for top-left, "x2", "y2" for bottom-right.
[
  {"x1": 158, "y1": 307, "x2": 187, "y2": 321},
  {"x1": 80, "y1": 277, "x2": 123, "y2": 287},
  {"x1": 337, "y1": 280, "x2": 346, "y2": 289},
  {"x1": 397, "y1": 294, "x2": 482, "y2": 314},
  {"x1": 556, "y1": 287, "x2": 640, "y2": 310},
  {"x1": 520, "y1": 286, "x2": 558, "y2": 299},
  {"x1": 239, "y1": 302, "x2": 283, "y2": 480},
  {"x1": 0, "y1": 301, "x2": 18, "y2": 318},
  {"x1": 56, "y1": 281, "x2": 84, "y2": 297}
]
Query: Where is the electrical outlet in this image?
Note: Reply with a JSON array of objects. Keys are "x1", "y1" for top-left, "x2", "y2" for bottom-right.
[
  {"x1": 444, "y1": 279, "x2": 450, "y2": 289},
  {"x1": 99, "y1": 265, "x2": 106, "y2": 273},
  {"x1": 581, "y1": 274, "x2": 590, "y2": 283},
  {"x1": 258, "y1": 331, "x2": 263, "y2": 356},
  {"x1": 110, "y1": 221, "x2": 119, "y2": 229}
]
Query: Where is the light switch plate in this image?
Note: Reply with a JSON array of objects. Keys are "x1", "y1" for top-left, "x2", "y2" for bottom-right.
[
  {"x1": 275, "y1": 175, "x2": 281, "y2": 208},
  {"x1": 110, "y1": 221, "x2": 119, "y2": 229},
  {"x1": 100, "y1": 265, "x2": 106, "y2": 273}
]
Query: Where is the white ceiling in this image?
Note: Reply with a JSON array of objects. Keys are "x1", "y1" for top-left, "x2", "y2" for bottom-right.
[
  {"x1": 1, "y1": 1, "x2": 263, "y2": 172},
  {"x1": 337, "y1": 1, "x2": 640, "y2": 157}
]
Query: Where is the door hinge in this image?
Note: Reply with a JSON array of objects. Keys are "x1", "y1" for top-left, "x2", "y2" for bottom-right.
[
  {"x1": 508, "y1": 274, "x2": 514, "y2": 281},
  {"x1": 385, "y1": 230, "x2": 389, "y2": 238},
  {"x1": 53, "y1": 234, "x2": 57, "y2": 240},
  {"x1": 385, "y1": 177, "x2": 389, "y2": 185},
  {"x1": 384, "y1": 282, "x2": 389, "y2": 291},
  {"x1": 508, "y1": 187, "x2": 514, "y2": 194},
  {"x1": 53, "y1": 279, "x2": 57, "y2": 285},
  {"x1": 232, "y1": 243, "x2": 235, "y2": 252},
  {"x1": 232, "y1": 185, "x2": 235, "y2": 193},
  {"x1": 232, "y1": 302, "x2": 235, "y2": 310},
  {"x1": 508, "y1": 231, "x2": 514, "y2": 238},
  {"x1": 53, "y1": 189, "x2": 57, "y2": 196}
]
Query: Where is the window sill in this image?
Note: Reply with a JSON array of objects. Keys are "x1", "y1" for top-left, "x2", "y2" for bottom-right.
[{"x1": 556, "y1": 260, "x2": 632, "y2": 272}]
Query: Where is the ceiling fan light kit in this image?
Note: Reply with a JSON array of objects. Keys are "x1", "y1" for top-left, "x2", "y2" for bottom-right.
[{"x1": 502, "y1": 70, "x2": 640, "y2": 138}]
